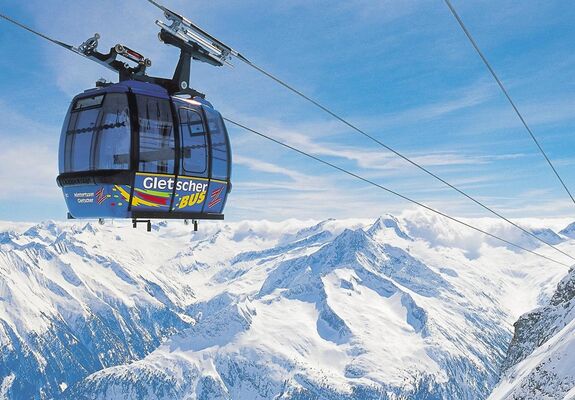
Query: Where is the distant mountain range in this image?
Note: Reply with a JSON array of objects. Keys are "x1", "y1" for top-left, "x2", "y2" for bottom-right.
[{"x1": 0, "y1": 213, "x2": 572, "y2": 399}]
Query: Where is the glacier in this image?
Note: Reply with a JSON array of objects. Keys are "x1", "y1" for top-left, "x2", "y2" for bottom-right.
[{"x1": 0, "y1": 212, "x2": 573, "y2": 399}]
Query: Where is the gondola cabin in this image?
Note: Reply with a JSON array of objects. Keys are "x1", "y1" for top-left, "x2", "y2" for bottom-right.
[{"x1": 57, "y1": 80, "x2": 231, "y2": 224}]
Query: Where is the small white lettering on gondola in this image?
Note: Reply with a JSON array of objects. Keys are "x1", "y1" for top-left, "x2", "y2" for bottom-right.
[{"x1": 73, "y1": 192, "x2": 95, "y2": 204}]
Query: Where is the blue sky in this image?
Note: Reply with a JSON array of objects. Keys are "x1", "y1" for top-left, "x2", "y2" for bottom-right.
[{"x1": 1, "y1": 0, "x2": 575, "y2": 221}]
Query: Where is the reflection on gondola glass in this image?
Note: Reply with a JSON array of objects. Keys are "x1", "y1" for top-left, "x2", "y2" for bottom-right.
[
  {"x1": 95, "y1": 94, "x2": 131, "y2": 170},
  {"x1": 138, "y1": 96, "x2": 175, "y2": 174},
  {"x1": 63, "y1": 94, "x2": 132, "y2": 172},
  {"x1": 205, "y1": 107, "x2": 230, "y2": 181},
  {"x1": 180, "y1": 108, "x2": 208, "y2": 175},
  {"x1": 65, "y1": 106, "x2": 99, "y2": 172}
]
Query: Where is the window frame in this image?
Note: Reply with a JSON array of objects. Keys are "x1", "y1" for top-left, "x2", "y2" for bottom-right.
[
  {"x1": 92, "y1": 93, "x2": 132, "y2": 171},
  {"x1": 73, "y1": 94, "x2": 104, "y2": 111},
  {"x1": 203, "y1": 107, "x2": 231, "y2": 182},
  {"x1": 63, "y1": 93, "x2": 136, "y2": 173},
  {"x1": 65, "y1": 94, "x2": 107, "y2": 172},
  {"x1": 178, "y1": 107, "x2": 209, "y2": 177},
  {"x1": 136, "y1": 95, "x2": 176, "y2": 175}
]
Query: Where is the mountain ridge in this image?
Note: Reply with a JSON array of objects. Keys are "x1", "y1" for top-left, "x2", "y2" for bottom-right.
[
  {"x1": 489, "y1": 267, "x2": 575, "y2": 399},
  {"x1": 0, "y1": 214, "x2": 572, "y2": 399}
]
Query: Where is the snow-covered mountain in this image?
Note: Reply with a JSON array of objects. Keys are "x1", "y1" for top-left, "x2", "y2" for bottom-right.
[
  {"x1": 0, "y1": 213, "x2": 573, "y2": 399},
  {"x1": 489, "y1": 266, "x2": 575, "y2": 400}
]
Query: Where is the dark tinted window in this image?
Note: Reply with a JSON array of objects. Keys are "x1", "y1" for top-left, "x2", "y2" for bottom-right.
[
  {"x1": 63, "y1": 93, "x2": 131, "y2": 173},
  {"x1": 138, "y1": 96, "x2": 175, "y2": 174},
  {"x1": 205, "y1": 108, "x2": 229, "y2": 180},
  {"x1": 59, "y1": 111, "x2": 72, "y2": 173},
  {"x1": 66, "y1": 107, "x2": 100, "y2": 172},
  {"x1": 94, "y1": 94, "x2": 131, "y2": 170},
  {"x1": 179, "y1": 108, "x2": 207, "y2": 175},
  {"x1": 73, "y1": 95, "x2": 104, "y2": 111}
]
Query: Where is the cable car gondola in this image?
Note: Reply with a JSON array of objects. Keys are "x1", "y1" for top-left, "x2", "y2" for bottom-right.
[{"x1": 54, "y1": 9, "x2": 234, "y2": 230}]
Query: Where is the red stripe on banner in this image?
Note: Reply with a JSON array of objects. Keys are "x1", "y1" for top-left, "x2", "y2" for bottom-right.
[
  {"x1": 137, "y1": 191, "x2": 169, "y2": 205},
  {"x1": 208, "y1": 197, "x2": 222, "y2": 208},
  {"x1": 211, "y1": 187, "x2": 224, "y2": 199}
]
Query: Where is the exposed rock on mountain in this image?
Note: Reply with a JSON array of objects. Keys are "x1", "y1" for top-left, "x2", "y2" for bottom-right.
[{"x1": 489, "y1": 267, "x2": 575, "y2": 400}]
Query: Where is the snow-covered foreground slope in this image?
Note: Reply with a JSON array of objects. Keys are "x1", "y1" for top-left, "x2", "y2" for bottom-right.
[
  {"x1": 0, "y1": 212, "x2": 573, "y2": 399},
  {"x1": 489, "y1": 267, "x2": 575, "y2": 400}
]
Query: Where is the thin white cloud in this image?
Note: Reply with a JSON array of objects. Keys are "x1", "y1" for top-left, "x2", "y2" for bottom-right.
[
  {"x1": 0, "y1": 100, "x2": 61, "y2": 200},
  {"x1": 230, "y1": 114, "x2": 527, "y2": 173},
  {"x1": 234, "y1": 155, "x2": 312, "y2": 183}
]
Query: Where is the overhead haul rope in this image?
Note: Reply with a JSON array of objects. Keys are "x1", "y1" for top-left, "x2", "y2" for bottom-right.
[
  {"x1": 153, "y1": 14, "x2": 575, "y2": 261},
  {"x1": 225, "y1": 28, "x2": 575, "y2": 263},
  {"x1": 0, "y1": 12, "x2": 75, "y2": 50},
  {"x1": 144, "y1": 0, "x2": 575, "y2": 263},
  {"x1": 443, "y1": 0, "x2": 575, "y2": 206},
  {"x1": 143, "y1": 0, "x2": 575, "y2": 233},
  {"x1": 224, "y1": 117, "x2": 571, "y2": 268},
  {"x1": 1, "y1": 10, "x2": 573, "y2": 264},
  {"x1": 0, "y1": 12, "x2": 115, "y2": 72}
]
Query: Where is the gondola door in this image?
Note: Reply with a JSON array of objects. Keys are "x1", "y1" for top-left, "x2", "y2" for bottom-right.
[
  {"x1": 130, "y1": 95, "x2": 177, "y2": 213},
  {"x1": 202, "y1": 107, "x2": 231, "y2": 214},
  {"x1": 171, "y1": 107, "x2": 210, "y2": 213}
]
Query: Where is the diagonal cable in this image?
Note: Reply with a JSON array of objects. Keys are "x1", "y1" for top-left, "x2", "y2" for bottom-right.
[
  {"x1": 231, "y1": 51, "x2": 575, "y2": 262},
  {"x1": 443, "y1": 0, "x2": 575, "y2": 206},
  {"x1": 224, "y1": 117, "x2": 571, "y2": 268}
]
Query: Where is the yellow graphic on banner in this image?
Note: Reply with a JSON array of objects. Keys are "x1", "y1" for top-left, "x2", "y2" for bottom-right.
[{"x1": 177, "y1": 191, "x2": 207, "y2": 209}]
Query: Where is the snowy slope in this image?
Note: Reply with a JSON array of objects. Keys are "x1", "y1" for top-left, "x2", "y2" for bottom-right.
[
  {"x1": 0, "y1": 221, "x2": 196, "y2": 399},
  {"x1": 0, "y1": 218, "x2": 356, "y2": 399},
  {"x1": 489, "y1": 267, "x2": 575, "y2": 400},
  {"x1": 0, "y1": 212, "x2": 561, "y2": 400}
]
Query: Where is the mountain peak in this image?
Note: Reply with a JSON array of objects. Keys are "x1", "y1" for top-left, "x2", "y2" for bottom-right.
[
  {"x1": 559, "y1": 221, "x2": 575, "y2": 238},
  {"x1": 367, "y1": 215, "x2": 411, "y2": 240},
  {"x1": 23, "y1": 220, "x2": 61, "y2": 240},
  {"x1": 81, "y1": 222, "x2": 98, "y2": 235},
  {"x1": 527, "y1": 228, "x2": 563, "y2": 245}
]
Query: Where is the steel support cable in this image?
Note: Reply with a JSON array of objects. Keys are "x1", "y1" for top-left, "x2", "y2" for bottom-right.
[
  {"x1": 0, "y1": 12, "x2": 75, "y2": 51},
  {"x1": 443, "y1": 0, "x2": 575, "y2": 206},
  {"x1": 224, "y1": 117, "x2": 571, "y2": 268},
  {"x1": 233, "y1": 50, "x2": 575, "y2": 263}
]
